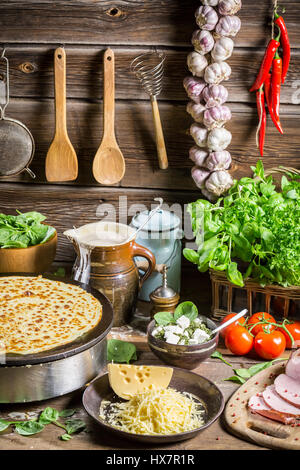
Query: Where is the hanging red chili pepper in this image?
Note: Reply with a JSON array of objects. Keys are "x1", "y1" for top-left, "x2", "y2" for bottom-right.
[
  {"x1": 271, "y1": 52, "x2": 283, "y2": 126},
  {"x1": 249, "y1": 36, "x2": 280, "y2": 92},
  {"x1": 256, "y1": 86, "x2": 267, "y2": 156},
  {"x1": 264, "y1": 72, "x2": 284, "y2": 134},
  {"x1": 274, "y1": 14, "x2": 290, "y2": 84}
]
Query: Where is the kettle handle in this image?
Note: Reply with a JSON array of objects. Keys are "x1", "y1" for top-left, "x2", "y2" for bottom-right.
[{"x1": 131, "y1": 242, "x2": 156, "y2": 288}]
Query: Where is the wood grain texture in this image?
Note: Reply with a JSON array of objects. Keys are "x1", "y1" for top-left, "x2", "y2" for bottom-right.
[
  {"x1": 1, "y1": 99, "x2": 299, "y2": 188},
  {"x1": 0, "y1": 0, "x2": 299, "y2": 48},
  {"x1": 1, "y1": 47, "x2": 300, "y2": 104}
]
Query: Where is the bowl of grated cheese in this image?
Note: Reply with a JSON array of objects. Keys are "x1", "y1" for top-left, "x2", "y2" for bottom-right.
[{"x1": 82, "y1": 366, "x2": 224, "y2": 444}]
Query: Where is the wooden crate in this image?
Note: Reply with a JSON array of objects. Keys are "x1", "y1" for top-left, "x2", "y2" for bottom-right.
[{"x1": 210, "y1": 270, "x2": 300, "y2": 322}]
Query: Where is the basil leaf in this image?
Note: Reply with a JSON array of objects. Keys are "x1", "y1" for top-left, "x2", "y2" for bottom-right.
[
  {"x1": 224, "y1": 376, "x2": 246, "y2": 385},
  {"x1": 64, "y1": 419, "x2": 86, "y2": 435},
  {"x1": 39, "y1": 407, "x2": 59, "y2": 425},
  {"x1": 15, "y1": 421, "x2": 44, "y2": 436},
  {"x1": 247, "y1": 358, "x2": 287, "y2": 377},
  {"x1": 60, "y1": 433, "x2": 72, "y2": 441},
  {"x1": 107, "y1": 339, "x2": 137, "y2": 364},
  {"x1": 154, "y1": 311, "x2": 175, "y2": 326},
  {"x1": 0, "y1": 419, "x2": 11, "y2": 432},
  {"x1": 59, "y1": 409, "x2": 77, "y2": 418},
  {"x1": 211, "y1": 351, "x2": 232, "y2": 367},
  {"x1": 233, "y1": 368, "x2": 252, "y2": 379},
  {"x1": 183, "y1": 248, "x2": 199, "y2": 264},
  {"x1": 174, "y1": 302, "x2": 198, "y2": 322},
  {"x1": 286, "y1": 189, "x2": 298, "y2": 199},
  {"x1": 227, "y1": 262, "x2": 244, "y2": 287}
]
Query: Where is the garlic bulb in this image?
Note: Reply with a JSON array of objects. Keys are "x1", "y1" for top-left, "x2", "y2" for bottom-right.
[
  {"x1": 211, "y1": 37, "x2": 234, "y2": 61},
  {"x1": 204, "y1": 61, "x2": 231, "y2": 84},
  {"x1": 203, "y1": 105, "x2": 232, "y2": 129},
  {"x1": 207, "y1": 127, "x2": 232, "y2": 151},
  {"x1": 201, "y1": 187, "x2": 219, "y2": 202},
  {"x1": 187, "y1": 102, "x2": 206, "y2": 123},
  {"x1": 195, "y1": 6, "x2": 219, "y2": 31},
  {"x1": 190, "y1": 123, "x2": 209, "y2": 147},
  {"x1": 215, "y1": 15, "x2": 241, "y2": 37},
  {"x1": 205, "y1": 170, "x2": 233, "y2": 196},
  {"x1": 218, "y1": 0, "x2": 242, "y2": 16},
  {"x1": 202, "y1": 84, "x2": 228, "y2": 108},
  {"x1": 202, "y1": 0, "x2": 219, "y2": 5},
  {"x1": 204, "y1": 150, "x2": 232, "y2": 170},
  {"x1": 187, "y1": 51, "x2": 208, "y2": 77},
  {"x1": 183, "y1": 76, "x2": 206, "y2": 104},
  {"x1": 189, "y1": 146, "x2": 209, "y2": 167},
  {"x1": 192, "y1": 30, "x2": 215, "y2": 55},
  {"x1": 191, "y1": 166, "x2": 211, "y2": 189}
]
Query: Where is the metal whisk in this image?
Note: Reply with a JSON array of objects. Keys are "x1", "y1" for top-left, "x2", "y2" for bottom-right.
[{"x1": 131, "y1": 51, "x2": 168, "y2": 170}]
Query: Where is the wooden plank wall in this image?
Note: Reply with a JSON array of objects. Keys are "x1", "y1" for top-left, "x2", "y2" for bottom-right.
[{"x1": 0, "y1": 0, "x2": 299, "y2": 263}]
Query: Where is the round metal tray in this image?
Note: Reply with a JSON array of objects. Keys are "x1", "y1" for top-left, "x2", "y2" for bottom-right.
[{"x1": 0, "y1": 273, "x2": 114, "y2": 367}]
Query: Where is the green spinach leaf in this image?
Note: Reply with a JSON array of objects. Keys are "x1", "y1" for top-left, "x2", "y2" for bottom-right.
[
  {"x1": 154, "y1": 311, "x2": 175, "y2": 326},
  {"x1": 0, "y1": 419, "x2": 11, "y2": 432},
  {"x1": 64, "y1": 419, "x2": 86, "y2": 435},
  {"x1": 39, "y1": 407, "x2": 60, "y2": 425},
  {"x1": 15, "y1": 421, "x2": 45, "y2": 436},
  {"x1": 107, "y1": 339, "x2": 137, "y2": 364},
  {"x1": 174, "y1": 301, "x2": 198, "y2": 322}
]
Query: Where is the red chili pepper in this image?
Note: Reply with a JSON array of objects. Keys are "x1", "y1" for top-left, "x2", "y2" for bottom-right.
[
  {"x1": 256, "y1": 87, "x2": 267, "y2": 156},
  {"x1": 249, "y1": 38, "x2": 280, "y2": 92},
  {"x1": 275, "y1": 14, "x2": 290, "y2": 84},
  {"x1": 264, "y1": 73, "x2": 284, "y2": 134},
  {"x1": 271, "y1": 53, "x2": 283, "y2": 124}
]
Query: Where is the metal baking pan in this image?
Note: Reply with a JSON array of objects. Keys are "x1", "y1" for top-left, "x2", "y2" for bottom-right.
[{"x1": 0, "y1": 274, "x2": 114, "y2": 403}]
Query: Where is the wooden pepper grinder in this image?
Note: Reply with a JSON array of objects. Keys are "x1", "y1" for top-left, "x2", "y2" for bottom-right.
[{"x1": 149, "y1": 265, "x2": 180, "y2": 318}]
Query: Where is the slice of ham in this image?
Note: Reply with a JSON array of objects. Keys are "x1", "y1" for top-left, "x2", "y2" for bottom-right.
[
  {"x1": 248, "y1": 393, "x2": 297, "y2": 425},
  {"x1": 263, "y1": 384, "x2": 300, "y2": 417},
  {"x1": 274, "y1": 374, "x2": 300, "y2": 408},
  {"x1": 286, "y1": 349, "x2": 300, "y2": 382}
]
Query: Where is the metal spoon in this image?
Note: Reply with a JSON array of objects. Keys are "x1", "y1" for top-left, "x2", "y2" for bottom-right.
[
  {"x1": 125, "y1": 197, "x2": 163, "y2": 244},
  {"x1": 211, "y1": 309, "x2": 248, "y2": 336}
]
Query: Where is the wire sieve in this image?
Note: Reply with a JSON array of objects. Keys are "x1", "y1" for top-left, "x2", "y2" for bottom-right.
[
  {"x1": 0, "y1": 48, "x2": 35, "y2": 178},
  {"x1": 131, "y1": 50, "x2": 169, "y2": 170}
]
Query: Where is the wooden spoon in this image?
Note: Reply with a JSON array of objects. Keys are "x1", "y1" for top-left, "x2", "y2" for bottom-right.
[
  {"x1": 45, "y1": 47, "x2": 78, "y2": 182},
  {"x1": 92, "y1": 48, "x2": 125, "y2": 185}
]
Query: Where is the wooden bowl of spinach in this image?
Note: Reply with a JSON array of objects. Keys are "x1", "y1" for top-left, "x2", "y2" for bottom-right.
[{"x1": 0, "y1": 211, "x2": 57, "y2": 273}]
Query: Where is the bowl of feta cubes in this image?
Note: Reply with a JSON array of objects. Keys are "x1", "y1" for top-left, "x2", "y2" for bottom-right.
[{"x1": 147, "y1": 302, "x2": 219, "y2": 370}]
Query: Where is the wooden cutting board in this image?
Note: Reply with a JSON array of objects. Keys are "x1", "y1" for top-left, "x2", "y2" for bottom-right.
[{"x1": 224, "y1": 361, "x2": 300, "y2": 450}]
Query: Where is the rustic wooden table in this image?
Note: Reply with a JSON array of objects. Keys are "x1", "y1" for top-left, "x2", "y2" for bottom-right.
[{"x1": 1, "y1": 298, "x2": 289, "y2": 451}]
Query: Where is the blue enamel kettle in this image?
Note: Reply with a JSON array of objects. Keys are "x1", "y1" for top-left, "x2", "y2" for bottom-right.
[{"x1": 130, "y1": 209, "x2": 182, "y2": 301}]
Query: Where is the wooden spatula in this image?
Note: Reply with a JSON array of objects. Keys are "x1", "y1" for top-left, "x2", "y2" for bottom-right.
[
  {"x1": 92, "y1": 48, "x2": 125, "y2": 185},
  {"x1": 45, "y1": 47, "x2": 78, "y2": 182}
]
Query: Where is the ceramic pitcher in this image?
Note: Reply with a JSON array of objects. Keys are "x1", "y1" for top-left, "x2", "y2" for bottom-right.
[{"x1": 64, "y1": 222, "x2": 156, "y2": 327}]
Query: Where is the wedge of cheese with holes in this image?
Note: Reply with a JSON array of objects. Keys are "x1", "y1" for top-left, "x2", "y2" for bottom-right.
[{"x1": 107, "y1": 364, "x2": 173, "y2": 400}]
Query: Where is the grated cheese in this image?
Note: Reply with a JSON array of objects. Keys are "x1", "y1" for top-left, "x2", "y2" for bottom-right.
[{"x1": 99, "y1": 388, "x2": 205, "y2": 435}]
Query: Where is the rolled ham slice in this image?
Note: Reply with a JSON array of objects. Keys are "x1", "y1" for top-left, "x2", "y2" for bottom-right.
[
  {"x1": 274, "y1": 374, "x2": 300, "y2": 408},
  {"x1": 248, "y1": 393, "x2": 296, "y2": 425},
  {"x1": 286, "y1": 349, "x2": 300, "y2": 382},
  {"x1": 263, "y1": 384, "x2": 300, "y2": 417}
]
